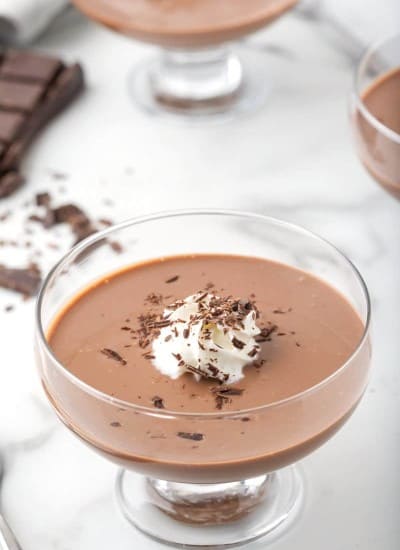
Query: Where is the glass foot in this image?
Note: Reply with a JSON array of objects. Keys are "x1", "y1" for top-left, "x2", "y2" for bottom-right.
[
  {"x1": 127, "y1": 44, "x2": 272, "y2": 123},
  {"x1": 115, "y1": 466, "x2": 303, "y2": 548}
]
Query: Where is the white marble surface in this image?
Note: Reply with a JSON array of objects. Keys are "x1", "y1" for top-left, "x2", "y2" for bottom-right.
[{"x1": 0, "y1": 7, "x2": 399, "y2": 550}]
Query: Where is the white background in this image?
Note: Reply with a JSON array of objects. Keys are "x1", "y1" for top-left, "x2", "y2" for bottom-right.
[{"x1": 0, "y1": 5, "x2": 399, "y2": 550}]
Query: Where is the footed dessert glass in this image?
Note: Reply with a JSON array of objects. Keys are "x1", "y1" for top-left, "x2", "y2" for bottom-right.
[
  {"x1": 71, "y1": 0, "x2": 298, "y2": 121},
  {"x1": 36, "y1": 210, "x2": 371, "y2": 548},
  {"x1": 350, "y1": 33, "x2": 400, "y2": 200}
]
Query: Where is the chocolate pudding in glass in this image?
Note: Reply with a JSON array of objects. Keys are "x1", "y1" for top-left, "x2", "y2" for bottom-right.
[
  {"x1": 71, "y1": 0, "x2": 298, "y2": 120},
  {"x1": 351, "y1": 33, "x2": 400, "y2": 200},
  {"x1": 36, "y1": 211, "x2": 371, "y2": 548}
]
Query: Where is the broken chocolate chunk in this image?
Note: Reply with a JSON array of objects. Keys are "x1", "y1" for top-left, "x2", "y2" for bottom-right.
[
  {"x1": 98, "y1": 218, "x2": 113, "y2": 227},
  {"x1": 0, "y1": 263, "x2": 41, "y2": 296},
  {"x1": 35, "y1": 192, "x2": 51, "y2": 207},
  {"x1": 53, "y1": 203, "x2": 85, "y2": 224},
  {"x1": 0, "y1": 171, "x2": 24, "y2": 198},
  {"x1": 109, "y1": 241, "x2": 123, "y2": 254},
  {"x1": 0, "y1": 210, "x2": 10, "y2": 221}
]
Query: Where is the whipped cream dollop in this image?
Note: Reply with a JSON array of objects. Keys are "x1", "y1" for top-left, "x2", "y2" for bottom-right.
[{"x1": 151, "y1": 292, "x2": 262, "y2": 384}]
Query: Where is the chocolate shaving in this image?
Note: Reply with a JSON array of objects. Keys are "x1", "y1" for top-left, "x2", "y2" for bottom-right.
[
  {"x1": 177, "y1": 432, "x2": 204, "y2": 441},
  {"x1": 211, "y1": 385, "x2": 244, "y2": 409},
  {"x1": 100, "y1": 348, "x2": 127, "y2": 365},
  {"x1": 194, "y1": 291, "x2": 208, "y2": 303},
  {"x1": 231, "y1": 336, "x2": 245, "y2": 349},
  {"x1": 215, "y1": 395, "x2": 225, "y2": 410},
  {"x1": 152, "y1": 395, "x2": 165, "y2": 409},
  {"x1": 247, "y1": 346, "x2": 259, "y2": 358},
  {"x1": 148, "y1": 319, "x2": 171, "y2": 329},
  {"x1": 255, "y1": 325, "x2": 277, "y2": 342},
  {"x1": 186, "y1": 365, "x2": 204, "y2": 377},
  {"x1": 145, "y1": 292, "x2": 163, "y2": 305},
  {"x1": 110, "y1": 421, "x2": 121, "y2": 427},
  {"x1": 207, "y1": 364, "x2": 220, "y2": 377},
  {"x1": 211, "y1": 386, "x2": 244, "y2": 397},
  {"x1": 165, "y1": 275, "x2": 179, "y2": 284}
]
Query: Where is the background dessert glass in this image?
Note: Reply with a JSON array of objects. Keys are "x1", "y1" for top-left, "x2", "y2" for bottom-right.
[
  {"x1": 350, "y1": 33, "x2": 400, "y2": 200},
  {"x1": 35, "y1": 210, "x2": 371, "y2": 548},
  {"x1": 71, "y1": 0, "x2": 298, "y2": 120}
]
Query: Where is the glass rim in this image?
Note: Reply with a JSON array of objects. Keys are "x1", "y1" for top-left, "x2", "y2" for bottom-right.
[
  {"x1": 36, "y1": 208, "x2": 371, "y2": 418},
  {"x1": 352, "y1": 31, "x2": 400, "y2": 145}
]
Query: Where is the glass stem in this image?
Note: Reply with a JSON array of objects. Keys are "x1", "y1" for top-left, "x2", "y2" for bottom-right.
[
  {"x1": 149, "y1": 46, "x2": 243, "y2": 109},
  {"x1": 147, "y1": 474, "x2": 269, "y2": 525}
]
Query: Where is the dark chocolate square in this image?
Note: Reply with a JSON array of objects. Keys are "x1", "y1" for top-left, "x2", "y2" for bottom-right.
[
  {"x1": 0, "y1": 111, "x2": 25, "y2": 143},
  {"x1": 0, "y1": 80, "x2": 44, "y2": 112},
  {"x1": 0, "y1": 50, "x2": 62, "y2": 83}
]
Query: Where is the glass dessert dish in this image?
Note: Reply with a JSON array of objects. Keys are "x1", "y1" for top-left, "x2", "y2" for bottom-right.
[
  {"x1": 350, "y1": 33, "x2": 400, "y2": 200},
  {"x1": 35, "y1": 210, "x2": 371, "y2": 548},
  {"x1": 71, "y1": 0, "x2": 298, "y2": 120}
]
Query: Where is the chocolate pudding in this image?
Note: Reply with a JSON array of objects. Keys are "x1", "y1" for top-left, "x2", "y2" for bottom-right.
[
  {"x1": 353, "y1": 67, "x2": 400, "y2": 199},
  {"x1": 44, "y1": 254, "x2": 368, "y2": 483},
  {"x1": 72, "y1": 0, "x2": 298, "y2": 48}
]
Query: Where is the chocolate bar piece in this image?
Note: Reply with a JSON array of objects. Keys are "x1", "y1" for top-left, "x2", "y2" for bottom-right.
[{"x1": 0, "y1": 50, "x2": 84, "y2": 198}]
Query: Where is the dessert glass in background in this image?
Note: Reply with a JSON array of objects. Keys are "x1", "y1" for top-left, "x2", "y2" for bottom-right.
[
  {"x1": 71, "y1": 0, "x2": 298, "y2": 120},
  {"x1": 35, "y1": 211, "x2": 371, "y2": 548},
  {"x1": 350, "y1": 33, "x2": 400, "y2": 200}
]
